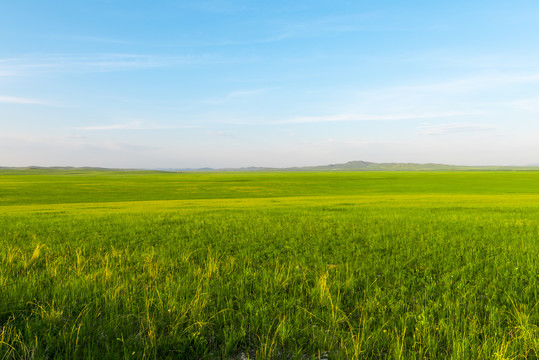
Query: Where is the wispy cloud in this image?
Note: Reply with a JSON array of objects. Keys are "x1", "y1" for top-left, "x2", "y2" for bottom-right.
[
  {"x1": 344, "y1": 71, "x2": 539, "y2": 119},
  {"x1": 159, "y1": 34, "x2": 290, "y2": 48},
  {"x1": 0, "y1": 53, "x2": 213, "y2": 75},
  {"x1": 401, "y1": 51, "x2": 539, "y2": 72},
  {"x1": 227, "y1": 88, "x2": 269, "y2": 97},
  {"x1": 1, "y1": 133, "x2": 85, "y2": 143},
  {"x1": 278, "y1": 111, "x2": 476, "y2": 124},
  {"x1": 0, "y1": 95, "x2": 50, "y2": 105},
  {"x1": 82, "y1": 142, "x2": 160, "y2": 152},
  {"x1": 390, "y1": 73, "x2": 539, "y2": 95},
  {"x1": 273, "y1": 12, "x2": 398, "y2": 39},
  {"x1": 201, "y1": 88, "x2": 272, "y2": 105},
  {"x1": 79, "y1": 122, "x2": 147, "y2": 131},
  {"x1": 174, "y1": 1, "x2": 249, "y2": 14},
  {"x1": 1, "y1": 131, "x2": 160, "y2": 150},
  {"x1": 419, "y1": 123, "x2": 496, "y2": 135},
  {"x1": 78, "y1": 121, "x2": 197, "y2": 131},
  {"x1": 39, "y1": 31, "x2": 290, "y2": 49},
  {"x1": 41, "y1": 34, "x2": 134, "y2": 45},
  {"x1": 507, "y1": 97, "x2": 539, "y2": 113},
  {"x1": 207, "y1": 130, "x2": 235, "y2": 139}
]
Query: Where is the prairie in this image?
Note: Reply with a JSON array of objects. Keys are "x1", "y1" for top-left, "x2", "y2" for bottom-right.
[{"x1": 2, "y1": 170, "x2": 539, "y2": 359}]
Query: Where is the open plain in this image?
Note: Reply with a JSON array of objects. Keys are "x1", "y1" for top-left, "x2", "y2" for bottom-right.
[{"x1": 2, "y1": 170, "x2": 539, "y2": 359}]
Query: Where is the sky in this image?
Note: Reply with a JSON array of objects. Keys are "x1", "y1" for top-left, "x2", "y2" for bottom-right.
[{"x1": 1, "y1": 0, "x2": 539, "y2": 168}]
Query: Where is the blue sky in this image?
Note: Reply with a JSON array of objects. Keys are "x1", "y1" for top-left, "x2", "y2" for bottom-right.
[{"x1": 2, "y1": 0, "x2": 539, "y2": 168}]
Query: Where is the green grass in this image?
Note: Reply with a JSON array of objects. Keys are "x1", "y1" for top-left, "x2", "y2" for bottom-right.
[
  {"x1": 2, "y1": 170, "x2": 539, "y2": 359},
  {"x1": 2, "y1": 170, "x2": 539, "y2": 206}
]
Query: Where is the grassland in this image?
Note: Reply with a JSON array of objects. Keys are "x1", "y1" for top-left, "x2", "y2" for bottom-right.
[{"x1": 2, "y1": 170, "x2": 539, "y2": 359}]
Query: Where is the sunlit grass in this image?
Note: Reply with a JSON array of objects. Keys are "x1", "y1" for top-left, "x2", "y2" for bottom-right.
[{"x1": 2, "y1": 171, "x2": 539, "y2": 358}]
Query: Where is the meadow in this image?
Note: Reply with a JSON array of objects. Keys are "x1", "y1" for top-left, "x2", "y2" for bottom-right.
[{"x1": 2, "y1": 169, "x2": 539, "y2": 359}]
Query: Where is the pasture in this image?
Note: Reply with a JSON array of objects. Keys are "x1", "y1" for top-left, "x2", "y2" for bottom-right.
[{"x1": 2, "y1": 170, "x2": 539, "y2": 359}]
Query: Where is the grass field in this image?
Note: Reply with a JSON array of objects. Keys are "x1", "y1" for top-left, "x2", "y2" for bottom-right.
[{"x1": 2, "y1": 170, "x2": 539, "y2": 359}]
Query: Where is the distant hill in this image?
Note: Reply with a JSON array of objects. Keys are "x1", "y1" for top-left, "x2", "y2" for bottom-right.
[
  {"x1": 3, "y1": 161, "x2": 539, "y2": 173},
  {"x1": 204, "y1": 160, "x2": 539, "y2": 172},
  {"x1": 290, "y1": 161, "x2": 539, "y2": 171},
  {"x1": 289, "y1": 161, "x2": 462, "y2": 171}
]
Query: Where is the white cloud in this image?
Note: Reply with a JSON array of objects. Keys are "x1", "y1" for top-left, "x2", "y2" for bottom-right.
[
  {"x1": 328, "y1": 71, "x2": 539, "y2": 125},
  {"x1": 79, "y1": 122, "x2": 147, "y2": 131},
  {"x1": 0, "y1": 133, "x2": 85, "y2": 147},
  {"x1": 419, "y1": 123, "x2": 497, "y2": 135},
  {"x1": 0, "y1": 133, "x2": 159, "y2": 164},
  {"x1": 207, "y1": 130, "x2": 235, "y2": 139},
  {"x1": 82, "y1": 142, "x2": 160, "y2": 152},
  {"x1": 279, "y1": 111, "x2": 476, "y2": 124},
  {"x1": 201, "y1": 88, "x2": 271, "y2": 105},
  {"x1": 392, "y1": 73, "x2": 539, "y2": 95},
  {"x1": 78, "y1": 121, "x2": 197, "y2": 131},
  {"x1": 0, "y1": 53, "x2": 209, "y2": 75},
  {"x1": 227, "y1": 88, "x2": 269, "y2": 97},
  {"x1": 351, "y1": 72, "x2": 539, "y2": 112},
  {"x1": 508, "y1": 97, "x2": 539, "y2": 113},
  {"x1": 0, "y1": 95, "x2": 49, "y2": 105},
  {"x1": 43, "y1": 34, "x2": 134, "y2": 45},
  {"x1": 273, "y1": 12, "x2": 397, "y2": 39}
]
